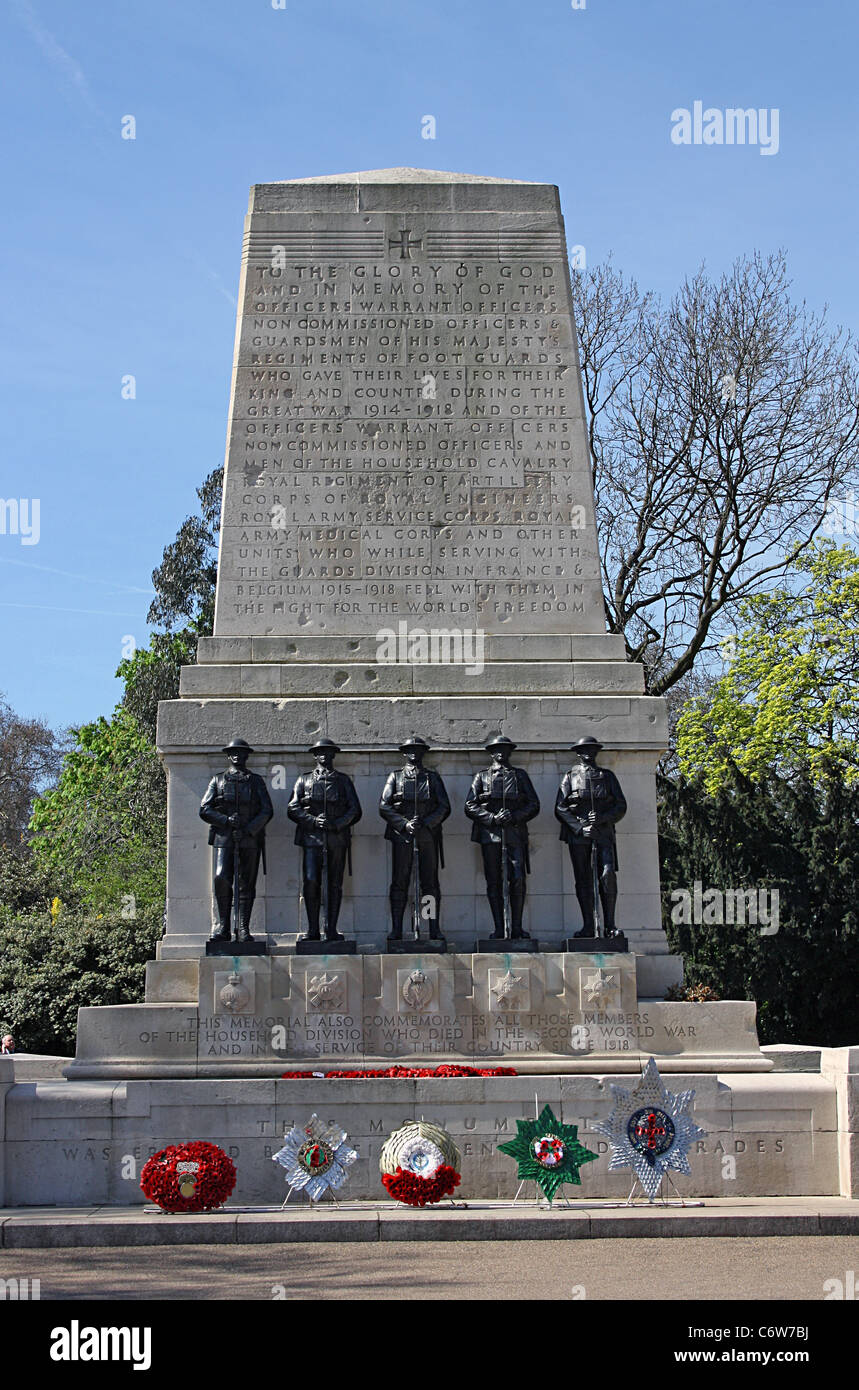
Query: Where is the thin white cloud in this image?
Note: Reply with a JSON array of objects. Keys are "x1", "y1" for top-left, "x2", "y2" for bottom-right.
[
  {"x1": 187, "y1": 249, "x2": 238, "y2": 309},
  {"x1": 10, "y1": 0, "x2": 104, "y2": 119},
  {"x1": 0, "y1": 556, "x2": 154, "y2": 595},
  {"x1": 0, "y1": 602, "x2": 143, "y2": 617}
]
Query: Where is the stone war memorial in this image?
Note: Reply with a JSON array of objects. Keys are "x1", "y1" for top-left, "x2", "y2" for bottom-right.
[{"x1": 2, "y1": 170, "x2": 856, "y2": 1208}]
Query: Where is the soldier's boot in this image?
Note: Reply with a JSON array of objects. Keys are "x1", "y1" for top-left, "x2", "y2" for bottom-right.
[
  {"x1": 600, "y1": 871, "x2": 619, "y2": 938},
  {"x1": 389, "y1": 890, "x2": 407, "y2": 940},
  {"x1": 427, "y1": 894, "x2": 442, "y2": 940},
  {"x1": 236, "y1": 895, "x2": 254, "y2": 943},
  {"x1": 487, "y1": 892, "x2": 506, "y2": 939},
  {"x1": 510, "y1": 882, "x2": 530, "y2": 940},
  {"x1": 325, "y1": 887, "x2": 345, "y2": 942},
  {"x1": 211, "y1": 882, "x2": 232, "y2": 941},
  {"x1": 300, "y1": 883, "x2": 321, "y2": 942},
  {"x1": 573, "y1": 886, "x2": 596, "y2": 938}
]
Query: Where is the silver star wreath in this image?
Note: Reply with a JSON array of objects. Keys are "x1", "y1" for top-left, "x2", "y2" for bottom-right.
[
  {"x1": 592, "y1": 1057, "x2": 707, "y2": 1201},
  {"x1": 273, "y1": 1113, "x2": 358, "y2": 1202}
]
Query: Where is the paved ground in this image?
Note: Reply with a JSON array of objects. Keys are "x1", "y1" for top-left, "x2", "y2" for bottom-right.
[{"x1": 1, "y1": 1236, "x2": 856, "y2": 1300}]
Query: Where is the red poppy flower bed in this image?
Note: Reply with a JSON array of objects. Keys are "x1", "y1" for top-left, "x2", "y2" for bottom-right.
[
  {"x1": 280, "y1": 1064, "x2": 517, "y2": 1079},
  {"x1": 140, "y1": 1141, "x2": 237, "y2": 1213},
  {"x1": 381, "y1": 1163, "x2": 461, "y2": 1207}
]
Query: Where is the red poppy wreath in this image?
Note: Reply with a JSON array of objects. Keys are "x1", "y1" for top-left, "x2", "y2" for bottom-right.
[{"x1": 140, "y1": 1141, "x2": 237, "y2": 1213}]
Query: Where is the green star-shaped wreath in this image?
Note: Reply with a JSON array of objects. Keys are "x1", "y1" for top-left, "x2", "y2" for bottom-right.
[{"x1": 498, "y1": 1103, "x2": 597, "y2": 1202}]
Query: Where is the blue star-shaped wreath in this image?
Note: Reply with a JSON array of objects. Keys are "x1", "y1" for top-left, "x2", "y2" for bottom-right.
[
  {"x1": 497, "y1": 1103, "x2": 597, "y2": 1202},
  {"x1": 592, "y1": 1057, "x2": 707, "y2": 1200}
]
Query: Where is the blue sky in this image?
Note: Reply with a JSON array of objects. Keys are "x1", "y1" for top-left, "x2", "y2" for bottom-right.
[{"x1": 1, "y1": 0, "x2": 856, "y2": 730}]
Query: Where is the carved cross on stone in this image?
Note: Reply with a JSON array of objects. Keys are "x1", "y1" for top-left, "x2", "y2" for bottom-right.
[{"x1": 389, "y1": 228, "x2": 422, "y2": 259}]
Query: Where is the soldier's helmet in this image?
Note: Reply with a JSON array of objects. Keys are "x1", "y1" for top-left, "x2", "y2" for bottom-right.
[
  {"x1": 571, "y1": 736, "x2": 604, "y2": 754},
  {"x1": 399, "y1": 735, "x2": 431, "y2": 754},
  {"x1": 223, "y1": 737, "x2": 254, "y2": 754},
  {"x1": 308, "y1": 737, "x2": 341, "y2": 754}
]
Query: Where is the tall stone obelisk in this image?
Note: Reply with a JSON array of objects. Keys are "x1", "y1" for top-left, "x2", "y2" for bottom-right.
[{"x1": 156, "y1": 169, "x2": 679, "y2": 995}]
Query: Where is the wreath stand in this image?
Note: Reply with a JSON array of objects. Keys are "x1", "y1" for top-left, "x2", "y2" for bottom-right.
[
  {"x1": 623, "y1": 1170, "x2": 704, "y2": 1208},
  {"x1": 281, "y1": 1183, "x2": 344, "y2": 1210}
]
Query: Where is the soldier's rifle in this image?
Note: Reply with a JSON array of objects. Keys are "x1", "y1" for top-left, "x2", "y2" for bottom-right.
[
  {"x1": 501, "y1": 767, "x2": 511, "y2": 939},
  {"x1": 231, "y1": 779, "x2": 242, "y2": 940},
  {"x1": 411, "y1": 770, "x2": 421, "y2": 941},
  {"x1": 589, "y1": 773, "x2": 601, "y2": 938},
  {"x1": 320, "y1": 774, "x2": 329, "y2": 938}
]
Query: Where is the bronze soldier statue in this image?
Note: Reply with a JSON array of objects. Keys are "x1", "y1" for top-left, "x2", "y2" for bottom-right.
[
  {"x1": 199, "y1": 738, "x2": 274, "y2": 943},
  {"x1": 379, "y1": 736, "x2": 451, "y2": 941},
  {"x1": 287, "y1": 739, "x2": 362, "y2": 943},
  {"x1": 555, "y1": 736, "x2": 627, "y2": 938},
  {"x1": 465, "y1": 736, "x2": 540, "y2": 940}
]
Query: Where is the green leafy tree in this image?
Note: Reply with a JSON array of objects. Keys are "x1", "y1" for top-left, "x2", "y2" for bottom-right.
[
  {"x1": 117, "y1": 631, "x2": 198, "y2": 743},
  {"x1": 26, "y1": 467, "x2": 224, "y2": 915},
  {"x1": 662, "y1": 544, "x2": 859, "y2": 1043},
  {"x1": 29, "y1": 709, "x2": 166, "y2": 915},
  {"x1": 676, "y1": 542, "x2": 859, "y2": 790},
  {"x1": 0, "y1": 909, "x2": 162, "y2": 1055},
  {"x1": 659, "y1": 769, "x2": 859, "y2": 1044},
  {"x1": 147, "y1": 465, "x2": 222, "y2": 636},
  {"x1": 0, "y1": 841, "x2": 67, "y2": 919}
]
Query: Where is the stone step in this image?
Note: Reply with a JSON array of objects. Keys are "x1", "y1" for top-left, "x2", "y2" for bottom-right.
[
  {"x1": 197, "y1": 635, "x2": 630, "y2": 664},
  {"x1": 2, "y1": 1199, "x2": 857, "y2": 1247},
  {"x1": 179, "y1": 661, "x2": 645, "y2": 699}
]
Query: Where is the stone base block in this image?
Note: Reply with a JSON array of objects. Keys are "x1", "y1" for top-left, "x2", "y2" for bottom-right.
[
  {"x1": 205, "y1": 939, "x2": 268, "y2": 957},
  {"x1": 566, "y1": 934, "x2": 629, "y2": 953},
  {"x1": 476, "y1": 937, "x2": 540, "y2": 952},
  {"x1": 1, "y1": 1070, "x2": 847, "y2": 1206},
  {"x1": 386, "y1": 937, "x2": 447, "y2": 953},
  {"x1": 72, "y1": 952, "x2": 771, "y2": 1078},
  {"x1": 295, "y1": 938, "x2": 357, "y2": 956}
]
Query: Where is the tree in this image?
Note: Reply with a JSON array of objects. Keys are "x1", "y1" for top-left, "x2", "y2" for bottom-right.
[
  {"x1": 662, "y1": 545, "x2": 859, "y2": 1044},
  {"x1": 659, "y1": 768, "x2": 859, "y2": 1045},
  {"x1": 0, "y1": 695, "x2": 64, "y2": 851},
  {"x1": 572, "y1": 252, "x2": 859, "y2": 694},
  {"x1": 116, "y1": 465, "x2": 223, "y2": 739},
  {"x1": 29, "y1": 709, "x2": 166, "y2": 915},
  {"x1": 118, "y1": 632, "x2": 198, "y2": 743},
  {"x1": 676, "y1": 542, "x2": 859, "y2": 791},
  {"x1": 0, "y1": 908, "x2": 162, "y2": 1055},
  {"x1": 146, "y1": 466, "x2": 222, "y2": 636},
  {"x1": 24, "y1": 468, "x2": 223, "y2": 916}
]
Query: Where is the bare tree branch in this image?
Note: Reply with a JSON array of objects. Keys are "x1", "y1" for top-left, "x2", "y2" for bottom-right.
[{"x1": 572, "y1": 252, "x2": 859, "y2": 694}]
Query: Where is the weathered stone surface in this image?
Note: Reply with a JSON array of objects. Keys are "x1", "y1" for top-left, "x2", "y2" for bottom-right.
[
  {"x1": 1, "y1": 1070, "x2": 844, "y2": 1205},
  {"x1": 70, "y1": 953, "x2": 771, "y2": 1078},
  {"x1": 213, "y1": 171, "x2": 598, "y2": 640},
  {"x1": 196, "y1": 633, "x2": 629, "y2": 664},
  {"x1": 820, "y1": 1047, "x2": 859, "y2": 1196},
  {"x1": 180, "y1": 661, "x2": 645, "y2": 699},
  {"x1": 154, "y1": 169, "x2": 677, "y2": 979}
]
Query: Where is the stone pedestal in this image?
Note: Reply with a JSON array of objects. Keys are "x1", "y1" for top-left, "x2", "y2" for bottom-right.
[
  {"x1": 61, "y1": 952, "x2": 770, "y2": 1080},
  {"x1": 205, "y1": 939, "x2": 268, "y2": 957},
  {"x1": 154, "y1": 169, "x2": 681, "y2": 998},
  {"x1": 294, "y1": 938, "x2": 357, "y2": 955},
  {"x1": 566, "y1": 934, "x2": 629, "y2": 952},
  {"x1": 387, "y1": 937, "x2": 447, "y2": 953},
  {"x1": 0, "y1": 1070, "x2": 844, "y2": 1206}
]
